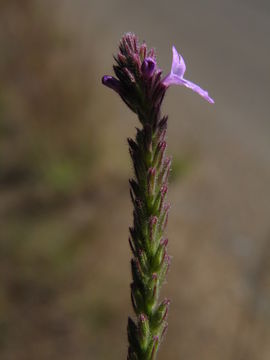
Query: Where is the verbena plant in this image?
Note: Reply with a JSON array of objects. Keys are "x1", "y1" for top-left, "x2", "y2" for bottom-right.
[{"x1": 102, "y1": 33, "x2": 214, "y2": 360}]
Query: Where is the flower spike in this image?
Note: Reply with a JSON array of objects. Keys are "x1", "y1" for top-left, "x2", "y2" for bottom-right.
[
  {"x1": 163, "y1": 46, "x2": 214, "y2": 104},
  {"x1": 102, "y1": 32, "x2": 214, "y2": 360}
]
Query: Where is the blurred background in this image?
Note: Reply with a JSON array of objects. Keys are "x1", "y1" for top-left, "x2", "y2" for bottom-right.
[{"x1": 0, "y1": 0, "x2": 270, "y2": 359}]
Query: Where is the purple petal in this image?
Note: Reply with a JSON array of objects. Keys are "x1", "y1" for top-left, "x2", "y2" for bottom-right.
[
  {"x1": 162, "y1": 74, "x2": 184, "y2": 87},
  {"x1": 171, "y1": 46, "x2": 186, "y2": 78},
  {"x1": 181, "y1": 78, "x2": 215, "y2": 103},
  {"x1": 163, "y1": 75, "x2": 214, "y2": 103}
]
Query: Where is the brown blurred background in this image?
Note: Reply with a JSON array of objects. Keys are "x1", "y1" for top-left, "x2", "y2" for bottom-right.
[{"x1": 0, "y1": 0, "x2": 270, "y2": 359}]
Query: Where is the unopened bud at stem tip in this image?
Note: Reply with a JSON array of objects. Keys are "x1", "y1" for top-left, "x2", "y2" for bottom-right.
[{"x1": 141, "y1": 57, "x2": 156, "y2": 78}]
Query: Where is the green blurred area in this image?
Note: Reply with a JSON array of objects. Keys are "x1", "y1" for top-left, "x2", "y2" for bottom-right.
[
  {"x1": 0, "y1": 1, "x2": 270, "y2": 360},
  {"x1": 0, "y1": 2, "x2": 101, "y2": 359}
]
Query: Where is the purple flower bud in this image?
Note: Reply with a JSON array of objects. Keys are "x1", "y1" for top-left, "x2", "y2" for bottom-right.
[
  {"x1": 102, "y1": 75, "x2": 121, "y2": 94},
  {"x1": 141, "y1": 57, "x2": 156, "y2": 78}
]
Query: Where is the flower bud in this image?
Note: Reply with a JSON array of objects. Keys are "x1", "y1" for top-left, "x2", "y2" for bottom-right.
[
  {"x1": 141, "y1": 57, "x2": 156, "y2": 78},
  {"x1": 102, "y1": 75, "x2": 121, "y2": 94}
]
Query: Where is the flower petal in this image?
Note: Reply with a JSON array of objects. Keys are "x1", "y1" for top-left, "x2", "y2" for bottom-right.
[
  {"x1": 171, "y1": 46, "x2": 186, "y2": 78},
  {"x1": 162, "y1": 46, "x2": 214, "y2": 104},
  {"x1": 163, "y1": 75, "x2": 214, "y2": 103},
  {"x1": 181, "y1": 78, "x2": 215, "y2": 104},
  {"x1": 162, "y1": 74, "x2": 185, "y2": 87}
]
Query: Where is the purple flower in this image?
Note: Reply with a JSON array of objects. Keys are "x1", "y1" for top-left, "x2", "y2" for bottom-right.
[{"x1": 163, "y1": 46, "x2": 214, "y2": 104}]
